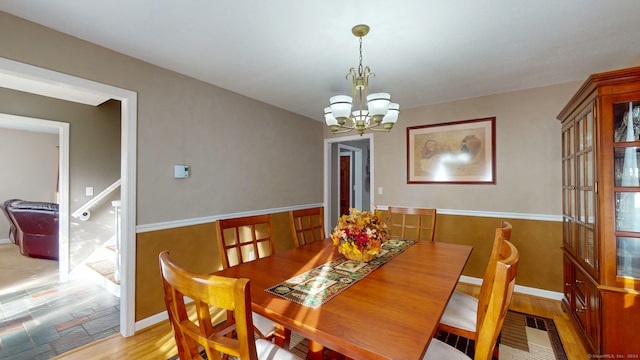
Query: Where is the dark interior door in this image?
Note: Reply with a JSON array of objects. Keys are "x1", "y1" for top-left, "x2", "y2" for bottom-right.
[{"x1": 340, "y1": 155, "x2": 351, "y2": 216}]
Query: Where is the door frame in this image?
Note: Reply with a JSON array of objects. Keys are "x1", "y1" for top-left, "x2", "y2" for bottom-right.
[
  {"x1": 324, "y1": 133, "x2": 373, "y2": 234},
  {"x1": 0, "y1": 113, "x2": 69, "y2": 267},
  {"x1": 0, "y1": 57, "x2": 138, "y2": 337}
]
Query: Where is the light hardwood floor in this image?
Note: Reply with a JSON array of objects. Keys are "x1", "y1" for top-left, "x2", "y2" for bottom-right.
[{"x1": 52, "y1": 283, "x2": 589, "y2": 359}]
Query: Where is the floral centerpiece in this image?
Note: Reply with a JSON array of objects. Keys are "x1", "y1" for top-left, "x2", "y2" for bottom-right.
[{"x1": 331, "y1": 208, "x2": 388, "y2": 262}]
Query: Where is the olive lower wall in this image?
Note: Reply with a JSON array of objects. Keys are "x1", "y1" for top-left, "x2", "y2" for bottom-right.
[
  {"x1": 135, "y1": 212, "x2": 296, "y2": 320},
  {"x1": 435, "y1": 214, "x2": 562, "y2": 291},
  {"x1": 135, "y1": 211, "x2": 561, "y2": 322}
]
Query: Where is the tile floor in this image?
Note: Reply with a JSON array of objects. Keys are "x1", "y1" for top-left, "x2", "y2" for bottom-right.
[{"x1": 0, "y1": 279, "x2": 119, "y2": 359}]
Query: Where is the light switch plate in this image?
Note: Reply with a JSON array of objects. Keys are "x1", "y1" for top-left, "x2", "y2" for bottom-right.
[{"x1": 174, "y1": 165, "x2": 190, "y2": 178}]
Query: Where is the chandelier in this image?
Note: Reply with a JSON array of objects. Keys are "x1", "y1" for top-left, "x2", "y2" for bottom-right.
[{"x1": 324, "y1": 24, "x2": 399, "y2": 136}]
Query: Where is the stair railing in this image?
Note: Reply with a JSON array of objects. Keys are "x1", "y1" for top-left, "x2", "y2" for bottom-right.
[{"x1": 71, "y1": 179, "x2": 121, "y2": 221}]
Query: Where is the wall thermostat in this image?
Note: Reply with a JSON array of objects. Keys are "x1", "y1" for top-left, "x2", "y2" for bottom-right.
[{"x1": 174, "y1": 165, "x2": 190, "y2": 178}]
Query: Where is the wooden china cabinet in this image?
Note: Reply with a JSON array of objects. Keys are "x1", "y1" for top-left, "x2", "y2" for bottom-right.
[{"x1": 558, "y1": 66, "x2": 640, "y2": 355}]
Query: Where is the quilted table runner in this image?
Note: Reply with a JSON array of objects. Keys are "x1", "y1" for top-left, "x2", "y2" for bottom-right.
[{"x1": 265, "y1": 239, "x2": 416, "y2": 309}]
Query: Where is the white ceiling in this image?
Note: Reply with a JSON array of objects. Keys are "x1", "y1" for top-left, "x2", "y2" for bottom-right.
[{"x1": 2, "y1": 1, "x2": 640, "y2": 122}]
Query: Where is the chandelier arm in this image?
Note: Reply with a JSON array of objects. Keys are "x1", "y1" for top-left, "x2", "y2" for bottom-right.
[
  {"x1": 365, "y1": 121, "x2": 395, "y2": 131},
  {"x1": 329, "y1": 120, "x2": 393, "y2": 135},
  {"x1": 330, "y1": 118, "x2": 357, "y2": 131},
  {"x1": 362, "y1": 67, "x2": 373, "y2": 93},
  {"x1": 340, "y1": 121, "x2": 356, "y2": 130},
  {"x1": 334, "y1": 129, "x2": 357, "y2": 134},
  {"x1": 366, "y1": 127, "x2": 392, "y2": 133},
  {"x1": 347, "y1": 68, "x2": 357, "y2": 99},
  {"x1": 330, "y1": 126, "x2": 358, "y2": 134}
]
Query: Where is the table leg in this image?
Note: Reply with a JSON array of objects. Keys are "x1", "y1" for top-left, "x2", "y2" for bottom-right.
[
  {"x1": 306, "y1": 340, "x2": 346, "y2": 360},
  {"x1": 306, "y1": 340, "x2": 324, "y2": 360},
  {"x1": 274, "y1": 324, "x2": 291, "y2": 349}
]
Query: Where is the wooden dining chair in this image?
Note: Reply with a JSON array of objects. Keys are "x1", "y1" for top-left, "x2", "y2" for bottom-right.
[
  {"x1": 215, "y1": 214, "x2": 291, "y2": 347},
  {"x1": 424, "y1": 239, "x2": 519, "y2": 360},
  {"x1": 216, "y1": 214, "x2": 275, "y2": 269},
  {"x1": 289, "y1": 207, "x2": 325, "y2": 247},
  {"x1": 387, "y1": 206, "x2": 437, "y2": 241},
  {"x1": 437, "y1": 221, "x2": 512, "y2": 341},
  {"x1": 158, "y1": 251, "x2": 301, "y2": 360}
]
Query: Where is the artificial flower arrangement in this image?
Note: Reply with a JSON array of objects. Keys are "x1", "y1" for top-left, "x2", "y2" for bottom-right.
[{"x1": 331, "y1": 208, "x2": 389, "y2": 262}]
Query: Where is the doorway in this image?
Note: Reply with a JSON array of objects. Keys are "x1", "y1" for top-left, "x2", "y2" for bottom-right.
[
  {"x1": 324, "y1": 134, "x2": 373, "y2": 232},
  {"x1": 338, "y1": 143, "x2": 364, "y2": 217},
  {"x1": 0, "y1": 57, "x2": 138, "y2": 336}
]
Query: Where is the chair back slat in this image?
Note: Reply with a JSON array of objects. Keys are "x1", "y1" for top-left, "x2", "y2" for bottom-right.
[
  {"x1": 289, "y1": 207, "x2": 325, "y2": 247},
  {"x1": 215, "y1": 214, "x2": 291, "y2": 343},
  {"x1": 216, "y1": 214, "x2": 274, "y2": 269},
  {"x1": 387, "y1": 206, "x2": 437, "y2": 241},
  {"x1": 474, "y1": 240, "x2": 519, "y2": 360},
  {"x1": 476, "y1": 220, "x2": 512, "y2": 333}
]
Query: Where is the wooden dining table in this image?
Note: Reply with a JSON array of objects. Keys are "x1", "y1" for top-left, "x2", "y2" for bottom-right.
[{"x1": 214, "y1": 238, "x2": 472, "y2": 360}]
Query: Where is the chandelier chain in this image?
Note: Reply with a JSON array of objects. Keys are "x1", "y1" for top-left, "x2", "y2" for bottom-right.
[
  {"x1": 357, "y1": 36, "x2": 365, "y2": 114},
  {"x1": 358, "y1": 36, "x2": 364, "y2": 78}
]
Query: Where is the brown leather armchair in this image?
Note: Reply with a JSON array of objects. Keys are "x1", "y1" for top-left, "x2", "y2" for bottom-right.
[
  {"x1": 4, "y1": 199, "x2": 59, "y2": 260},
  {"x1": 1, "y1": 199, "x2": 21, "y2": 244}
]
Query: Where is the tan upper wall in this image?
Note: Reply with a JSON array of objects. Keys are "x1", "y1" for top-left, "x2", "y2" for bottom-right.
[
  {"x1": 0, "y1": 11, "x2": 324, "y2": 226},
  {"x1": 326, "y1": 81, "x2": 581, "y2": 216},
  {"x1": 0, "y1": 128, "x2": 57, "y2": 240}
]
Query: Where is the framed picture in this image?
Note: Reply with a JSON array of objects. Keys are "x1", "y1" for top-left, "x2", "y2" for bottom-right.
[{"x1": 407, "y1": 117, "x2": 496, "y2": 184}]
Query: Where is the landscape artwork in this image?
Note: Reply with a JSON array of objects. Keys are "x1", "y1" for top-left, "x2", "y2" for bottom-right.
[{"x1": 407, "y1": 117, "x2": 496, "y2": 184}]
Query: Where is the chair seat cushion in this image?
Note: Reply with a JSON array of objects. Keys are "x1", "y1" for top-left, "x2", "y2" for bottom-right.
[
  {"x1": 253, "y1": 312, "x2": 276, "y2": 337},
  {"x1": 439, "y1": 290, "x2": 478, "y2": 332},
  {"x1": 422, "y1": 338, "x2": 470, "y2": 360},
  {"x1": 255, "y1": 338, "x2": 302, "y2": 360}
]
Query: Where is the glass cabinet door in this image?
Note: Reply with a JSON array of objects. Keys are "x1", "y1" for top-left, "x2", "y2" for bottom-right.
[
  {"x1": 576, "y1": 110, "x2": 597, "y2": 270},
  {"x1": 562, "y1": 124, "x2": 575, "y2": 251},
  {"x1": 563, "y1": 106, "x2": 597, "y2": 273},
  {"x1": 613, "y1": 101, "x2": 640, "y2": 280}
]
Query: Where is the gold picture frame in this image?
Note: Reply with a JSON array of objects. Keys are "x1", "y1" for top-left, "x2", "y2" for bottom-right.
[{"x1": 407, "y1": 117, "x2": 496, "y2": 184}]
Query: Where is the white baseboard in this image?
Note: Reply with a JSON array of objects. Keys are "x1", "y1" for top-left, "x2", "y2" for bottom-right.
[
  {"x1": 459, "y1": 275, "x2": 564, "y2": 300},
  {"x1": 135, "y1": 296, "x2": 194, "y2": 332},
  {"x1": 135, "y1": 311, "x2": 169, "y2": 332},
  {"x1": 0, "y1": 238, "x2": 11, "y2": 244}
]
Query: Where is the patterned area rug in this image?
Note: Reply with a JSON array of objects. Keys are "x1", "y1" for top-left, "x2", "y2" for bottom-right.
[
  {"x1": 436, "y1": 311, "x2": 568, "y2": 360},
  {"x1": 501, "y1": 311, "x2": 568, "y2": 360},
  {"x1": 168, "y1": 311, "x2": 568, "y2": 359}
]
